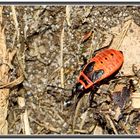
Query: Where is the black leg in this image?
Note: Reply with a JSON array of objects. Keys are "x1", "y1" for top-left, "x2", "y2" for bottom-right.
[
  {"x1": 89, "y1": 91, "x2": 94, "y2": 107},
  {"x1": 64, "y1": 86, "x2": 76, "y2": 107},
  {"x1": 64, "y1": 83, "x2": 84, "y2": 107},
  {"x1": 89, "y1": 86, "x2": 99, "y2": 107},
  {"x1": 74, "y1": 91, "x2": 85, "y2": 107}
]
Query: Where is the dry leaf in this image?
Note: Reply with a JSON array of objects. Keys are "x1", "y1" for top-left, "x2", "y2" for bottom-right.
[
  {"x1": 112, "y1": 85, "x2": 131, "y2": 109},
  {"x1": 131, "y1": 92, "x2": 140, "y2": 109},
  {"x1": 102, "y1": 33, "x2": 114, "y2": 48},
  {"x1": 109, "y1": 20, "x2": 140, "y2": 75},
  {"x1": 81, "y1": 31, "x2": 93, "y2": 43},
  {"x1": 114, "y1": 107, "x2": 121, "y2": 121},
  {"x1": 120, "y1": 22, "x2": 140, "y2": 75},
  {"x1": 137, "y1": 123, "x2": 140, "y2": 134},
  {"x1": 93, "y1": 125, "x2": 103, "y2": 134},
  {"x1": 110, "y1": 19, "x2": 132, "y2": 50}
]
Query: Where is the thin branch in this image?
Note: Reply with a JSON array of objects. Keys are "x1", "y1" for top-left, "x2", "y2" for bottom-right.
[{"x1": 60, "y1": 22, "x2": 65, "y2": 88}]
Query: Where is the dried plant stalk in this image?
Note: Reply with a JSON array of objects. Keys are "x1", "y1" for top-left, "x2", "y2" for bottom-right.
[
  {"x1": 60, "y1": 23, "x2": 65, "y2": 88},
  {"x1": 11, "y1": 6, "x2": 20, "y2": 41},
  {"x1": 0, "y1": 7, "x2": 10, "y2": 134},
  {"x1": 66, "y1": 6, "x2": 71, "y2": 27},
  {"x1": 0, "y1": 7, "x2": 23, "y2": 134},
  {"x1": 18, "y1": 97, "x2": 31, "y2": 135}
]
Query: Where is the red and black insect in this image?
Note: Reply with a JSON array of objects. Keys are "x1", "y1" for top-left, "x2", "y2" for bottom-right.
[{"x1": 65, "y1": 49, "x2": 124, "y2": 107}]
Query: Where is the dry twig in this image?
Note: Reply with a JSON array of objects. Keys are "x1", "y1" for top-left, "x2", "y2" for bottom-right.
[
  {"x1": 60, "y1": 22, "x2": 65, "y2": 88},
  {"x1": 18, "y1": 97, "x2": 31, "y2": 135}
]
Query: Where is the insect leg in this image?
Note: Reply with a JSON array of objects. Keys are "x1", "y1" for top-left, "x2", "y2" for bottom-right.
[
  {"x1": 89, "y1": 86, "x2": 98, "y2": 107},
  {"x1": 64, "y1": 83, "x2": 84, "y2": 107},
  {"x1": 89, "y1": 90, "x2": 94, "y2": 107},
  {"x1": 64, "y1": 85, "x2": 76, "y2": 107},
  {"x1": 73, "y1": 90, "x2": 85, "y2": 108}
]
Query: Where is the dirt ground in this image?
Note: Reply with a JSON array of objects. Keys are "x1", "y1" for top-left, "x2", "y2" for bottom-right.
[{"x1": 2, "y1": 5, "x2": 140, "y2": 135}]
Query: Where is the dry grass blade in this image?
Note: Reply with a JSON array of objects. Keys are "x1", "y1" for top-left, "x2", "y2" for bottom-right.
[
  {"x1": 0, "y1": 6, "x2": 9, "y2": 134},
  {"x1": 74, "y1": 129, "x2": 89, "y2": 134},
  {"x1": 60, "y1": 22, "x2": 65, "y2": 88},
  {"x1": 9, "y1": 115, "x2": 20, "y2": 130},
  {"x1": 30, "y1": 117, "x2": 60, "y2": 133},
  {"x1": 0, "y1": 6, "x2": 14, "y2": 134},
  {"x1": 0, "y1": 7, "x2": 3, "y2": 24},
  {"x1": 0, "y1": 74, "x2": 24, "y2": 89},
  {"x1": 11, "y1": 6, "x2": 20, "y2": 41},
  {"x1": 18, "y1": 97, "x2": 31, "y2": 135},
  {"x1": 79, "y1": 109, "x2": 88, "y2": 130},
  {"x1": 72, "y1": 98, "x2": 82, "y2": 133},
  {"x1": 53, "y1": 110, "x2": 65, "y2": 123},
  {"x1": 0, "y1": 6, "x2": 24, "y2": 134},
  {"x1": 119, "y1": 121, "x2": 130, "y2": 134},
  {"x1": 105, "y1": 114, "x2": 118, "y2": 134},
  {"x1": 66, "y1": 6, "x2": 71, "y2": 27},
  {"x1": 89, "y1": 124, "x2": 97, "y2": 133}
]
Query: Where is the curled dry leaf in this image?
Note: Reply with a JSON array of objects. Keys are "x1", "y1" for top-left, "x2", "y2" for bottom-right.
[{"x1": 81, "y1": 31, "x2": 93, "y2": 43}]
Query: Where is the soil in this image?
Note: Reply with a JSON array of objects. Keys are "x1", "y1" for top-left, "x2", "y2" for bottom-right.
[{"x1": 2, "y1": 5, "x2": 140, "y2": 135}]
